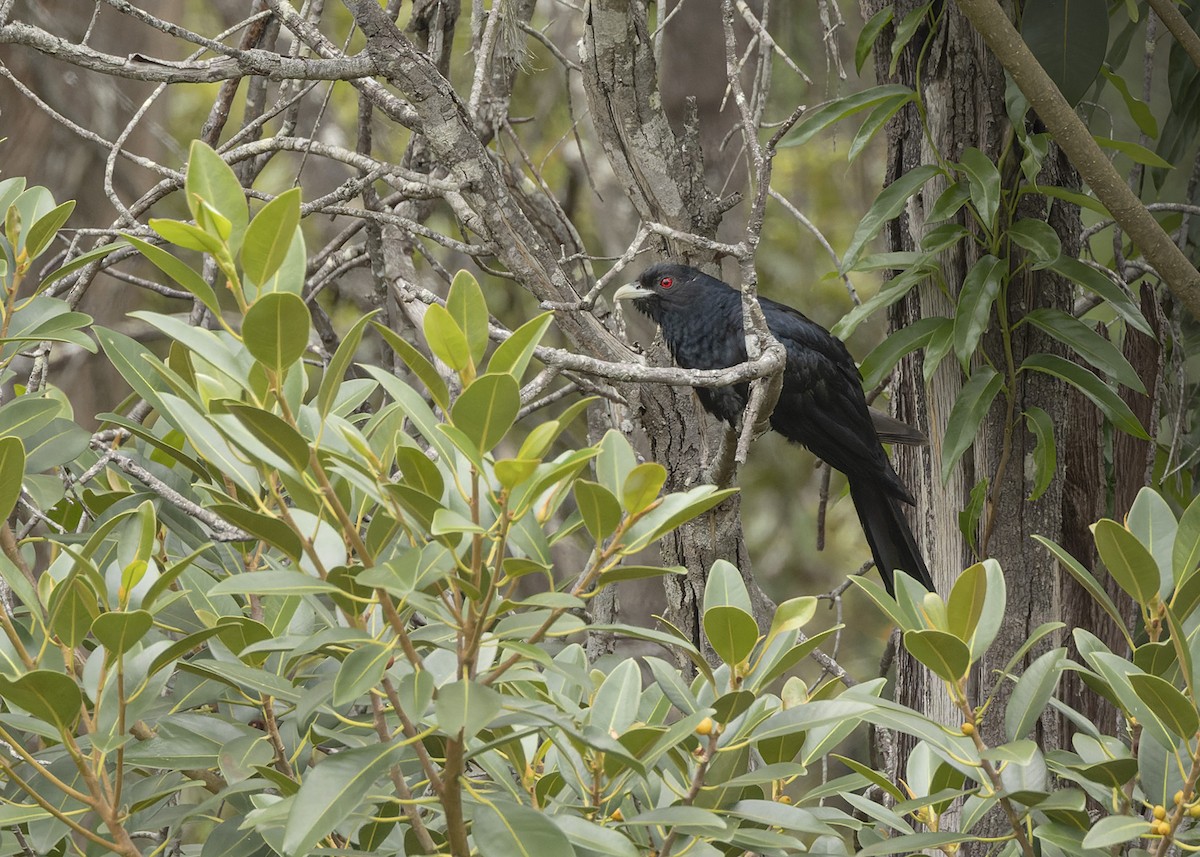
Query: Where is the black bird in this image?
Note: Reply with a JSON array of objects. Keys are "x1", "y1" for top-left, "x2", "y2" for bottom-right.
[{"x1": 613, "y1": 262, "x2": 932, "y2": 596}]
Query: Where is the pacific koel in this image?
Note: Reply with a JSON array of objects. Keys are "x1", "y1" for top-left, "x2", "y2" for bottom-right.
[{"x1": 614, "y1": 262, "x2": 933, "y2": 596}]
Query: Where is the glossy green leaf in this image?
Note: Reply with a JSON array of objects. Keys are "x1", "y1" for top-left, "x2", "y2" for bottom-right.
[
  {"x1": 855, "y1": 6, "x2": 892, "y2": 73},
  {"x1": 622, "y1": 462, "x2": 666, "y2": 514},
  {"x1": 590, "y1": 658, "x2": 641, "y2": 735},
  {"x1": 704, "y1": 605, "x2": 759, "y2": 668},
  {"x1": 221, "y1": 402, "x2": 310, "y2": 472},
  {"x1": 859, "y1": 316, "x2": 948, "y2": 390},
  {"x1": 1021, "y1": 353, "x2": 1149, "y2": 439},
  {"x1": 47, "y1": 574, "x2": 99, "y2": 647},
  {"x1": 332, "y1": 641, "x2": 393, "y2": 706},
  {"x1": 953, "y1": 255, "x2": 1004, "y2": 368},
  {"x1": 447, "y1": 269, "x2": 490, "y2": 365},
  {"x1": 848, "y1": 94, "x2": 912, "y2": 163},
  {"x1": 244, "y1": 292, "x2": 310, "y2": 374},
  {"x1": 1036, "y1": 534, "x2": 1132, "y2": 649},
  {"x1": 784, "y1": 84, "x2": 915, "y2": 150},
  {"x1": 703, "y1": 559, "x2": 753, "y2": 614},
  {"x1": 1174, "y1": 493, "x2": 1200, "y2": 584},
  {"x1": 0, "y1": 670, "x2": 82, "y2": 732},
  {"x1": 24, "y1": 200, "x2": 75, "y2": 260},
  {"x1": 1094, "y1": 135, "x2": 1173, "y2": 168},
  {"x1": 125, "y1": 235, "x2": 223, "y2": 319},
  {"x1": 317, "y1": 311, "x2": 376, "y2": 419},
  {"x1": 474, "y1": 800, "x2": 576, "y2": 857},
  {"x1": 1022, "y1": 308, "x2": 1144, "y2": 392},
  {"x1": 1005, "y1": 647, "x2": 1066, "y2": 741},
  {"x1": 281, "y1": 740, "x2": 403, "y2": 857},
  {"x1": 1022, "y1": 0, "x2": 1108, "y2": 106},
  {"x1": 903, "y1": 629, "x2": 971, "y2": 682},
  {"x1": 423, "y1": 303, "x2": 472, "y2": 373},
  {"x1": 242, "y1": 188, "x2": 301, "y2": 286},
  {"x1": 888, "y1": 3, "x2": 932, "y2": 75},
  {"x1": 1024, "y1": 407, "x2": 1056, "y2": 501},
  {"x1": 1127, "y1": 487, "x2": 1177, "y2": 597},
  {"x1": 573, "y1": 479, "x2": 622, "y2": 542},
  {"x1": 451, "y1": 372, "x2": 520, "y2": 453},
  {"x1": 1101, "y1": 65, "x2": 1158, "y2": 138},
  {"x1": 36, "y1": 242, "x2": 124, "y2": 291},
  {"x1": 843, "y1": 164, "x2": 941, "y2": 271},
  {"x1": 185, "y1": 140, "x2": 248, "y2": 251},
  {"x1": 1046, "y1": 255, "x2": 1153, "y2": 336},
  {"x1": 940, "y1": 366, "x2": 1002, "y2": 482},
  {"x1": 489, "y1": 311, "x2": 553, "y2": 380},
  {"x1": 1128, "y1": 673, "x2": 1199, "y2": 739},
  {"x1": 1008, "y1": 218, "x2": 1062, "y2": 266},
  {"x1": 1081, "y1": 816, "x2": 1151, "y2": 849},
  {"x1": 0, "y1": 436, "x2": 24, "y2": 522},
  {"x1": 436, "y1": 679, "x2": 502, "y2": 740},
  {"x1": 1092, "y1": 519, "x2": 1161, "y2": 607},
  {"x1": 946, "y1": 561, "x2": 986, "y2": 645},
  {"x1": 927, "y1": 182, "x2": 971, "y2": 222},
  {"x1": 958, "y1": 148, "x2": 1001, "y2": 232},
  {"x1": 373, "y1": 322, "x2": 450, "y2": 411},
  {"x1": 92, "y1": 610, "x2": 153, "y2": 656},
  {"x1": 765, "y1": 596, "x2": 817, "y2": 644}
]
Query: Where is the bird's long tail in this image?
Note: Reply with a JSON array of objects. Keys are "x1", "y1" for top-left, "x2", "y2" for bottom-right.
[{"x1": 848, "y1": 479, "x2": 933, "y2": 595}]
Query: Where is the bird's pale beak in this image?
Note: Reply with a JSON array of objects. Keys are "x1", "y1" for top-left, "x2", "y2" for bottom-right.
[{"x1": 613, "y1": 283, "x2": 653, "y2": 302}]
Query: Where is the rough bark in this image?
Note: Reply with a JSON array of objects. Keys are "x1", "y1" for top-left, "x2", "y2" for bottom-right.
[{"x1": 865, "y1": 0, "x2": 1080, "y2": 843}]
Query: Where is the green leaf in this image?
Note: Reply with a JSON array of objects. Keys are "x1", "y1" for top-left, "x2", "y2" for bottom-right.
[
  {"x1": 316, "y1": 311, "x2": 376, "y2": 419},
  {"x1": 1046, "y1": 255, "x2": 1153, "y2": 336},
  {"x1": 436, "y1": 679, "x2": 502, "y2": 740},
  {"x1": 1094, "y1": 135, "x2": 1173, "y2": 168},
  {"x1": 281, "y1": 741, "x2": 403, "y2": 857},
  {"x1": 1020, "y1": 353, "x2": 1149, "y2": 439},
  {"x1": 903, "y1": 629, "x2": 971, "y2": 682},
  {"x1": 1081, "y1": 816, "x2": 1152, "y2": 849},
  {"x1": 242, "y1": 188, "x2": 302, "y2": 285},
  {"x1": 1128, "y1": 673, "x2": 1199, "y2": 739},
  {"x1": 843, "y1": 164, "x2": 941, "y2": 270},
  {"x1": 209, "y1": 570, "x2": 339, "y2": 597},
  {"x1": 1021, "y1": 308, "x2": 1145, "y2": 393},
  {"x1": 1100, "y1": 65, "x2": 1158, "y2": 138},
  {"x1": 848, "y1": 94, "x2": 913, "y2": 163},
  {"x1": 946, "y1": 561, "x2": 986, "y2": 645},
  {"x1": 124, "y1": 235, "x2": 223, "y2": 319},
  {"x1": 622, "y1": 462, "x2": 666, "y2": 514},
  {"x1": 552, "y1": 815, "x2": 637, "y2": 857},
  {"x1": 0, "y1": 670, "x2": 82, "y2": 733},
  {"x1": 474, "y1": 800, "x2": 576, "y2": 857},
  {"x1": 589, "y1": 658, "x2": 642, "y2": 734},
  {"x1": 784, "y1": 84, "x2": 915, "y2": 149},
  {"x1": 0, "y1": 437, "x2": 24, "y2": 522},
  {"x1": 703, "y1": 558, "x2": 753, "y2": 614},
  {"x1": 958, "y1": 477, "x2": 987, "y2": 552},
  {"x1": 927, "y1": 181, "x2": 972, "y2": 222},
  {"x1": 1092, "y1": 518, "x2": 1160, "y2": 607},
  {"x1": 1005, "y1": 647, "x2": 1066, "y2": 741},
  {"x1": 959, "y1": 149, "x2": 1001, "y2": 232},
  {"x1": 332, "y1": 641, "x2": 393, "y2": 706},
  {"x1": 704, "y1": 606, "x2": 759, "y2": 668},
  {"x1": 48, "y1": 574, "x2": 99, "y2": 647},
  {"x1": 1022, "y1": 0, "x2": 1109, "y2": 106},
  {"x1": 36, "y1": 242, "x2": 124, "y2": 291},
  {"x1": 855, "y1": 6, "x2": 892, "y2": 74},
  {"x1": 953, "y1": 255, "x2": 1004, "y2": 368},
  {"x1": 832, "y1": 262, "x2": 930, "y2": 339},
  {"x1": 91, "y1": 610, "x2": 153, "y2": 656},
  {"x1": 1024, "y1": 407, "x2": 1056, "y2": 501},
  {"x1": 889, "y1": 3, "x2": 932, "y2": 75},
  {"x1": 451, "y1": 373, "x2": 520, "y2": 453},
  {"x1": 595, "y1": 430, "x2": 638, "y2": 496},
  {"x1": 1008, "y1": 218, "x2": 1062, "y2": 266},
  {"x1": 243, "y1": 292, "x2": 310, "y2": 374},
  {"x1": 185, "y1": 140, "x2": 248, "y2": 252},
  {"x1": 373, "y1": 321, "x2": 450, "y2": 411},
  {"x1": 447, "y1": 269, "x2": 490, "y2": 366},
  {"x1": 1174, "y1": 493, "x2": 1200, "y2": 584},
  {"x1": 766, "y1": 596, "x2": 817, "y2": 644},
  {"x1": 940, "y1": 366, "x2": 1002, "y2": 481},
  {"x1": 573, "y1": 480, "x2": 622, "y2": 542},
  {"x1": 489, "y1": 311, "x2": 553, "y2": 380},
  {"x1": 1036, "y1": 535, "x2": 1133, "y2": 649},
  {"x1": 1128, "y1": 487, "x2": 1177, "y2": 596},
  {"x1": 24, "y1": 200, "x2": 75, "y2": 260},
  {"x1": 221, "y1": 402, "x2": 310, "y2": 472},
  {"x1": 858, "y1": 316, "x2": 948, "y2": 390},
  {"x1": 424, "y1": 303, "x2": 472, "y2": 373}
]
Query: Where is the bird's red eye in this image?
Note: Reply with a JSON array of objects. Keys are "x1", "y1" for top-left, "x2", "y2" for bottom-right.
[{"x1": 660, "y1": 277, "x2": 673, "y2": 289}]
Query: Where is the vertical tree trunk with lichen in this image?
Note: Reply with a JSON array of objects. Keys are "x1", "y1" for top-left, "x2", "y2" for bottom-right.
[{"x1": 863, "y1": 1, "x2": 1086, "y2": 842}]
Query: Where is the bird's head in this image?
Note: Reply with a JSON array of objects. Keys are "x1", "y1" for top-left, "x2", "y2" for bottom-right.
[{"x1": 612, "y1": 263, "x2": 703, "y2": 321}]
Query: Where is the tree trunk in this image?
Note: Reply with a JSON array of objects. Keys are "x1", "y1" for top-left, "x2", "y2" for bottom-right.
[{"x1": 865, "y1": 1, "x2": 1083, "y2": 843}]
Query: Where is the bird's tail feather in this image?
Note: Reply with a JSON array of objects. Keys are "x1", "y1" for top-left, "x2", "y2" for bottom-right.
[{"x1": 848, "y1": 480, "x2": 933, "y2": 595}]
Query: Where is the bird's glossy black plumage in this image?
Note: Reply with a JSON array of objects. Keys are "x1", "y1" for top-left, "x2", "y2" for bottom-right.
[{"x1": 614, "y1": 262, "x2": 932, "y2": 596}]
